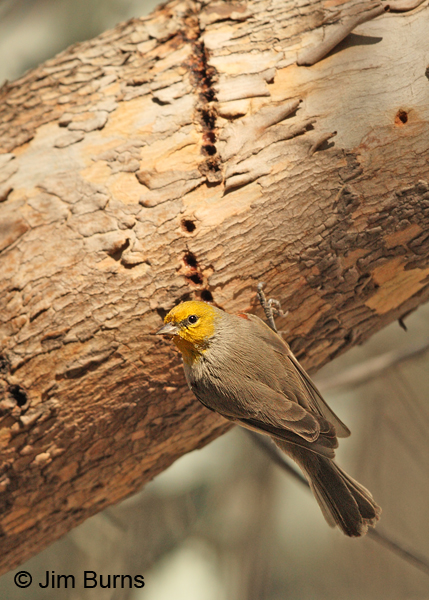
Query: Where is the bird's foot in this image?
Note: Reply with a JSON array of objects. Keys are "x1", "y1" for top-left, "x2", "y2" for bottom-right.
[{"x1": 256, "y1": 283, "x2": 288, "y2": 333}]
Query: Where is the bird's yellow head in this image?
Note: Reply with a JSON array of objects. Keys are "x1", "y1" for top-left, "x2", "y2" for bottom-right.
[{"x1": 156, "y1": 301, "x2": 220, "y2": 363}]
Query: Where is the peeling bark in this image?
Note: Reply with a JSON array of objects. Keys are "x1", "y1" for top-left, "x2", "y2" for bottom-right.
[{"x1": 1, "y1": 0, "x2": 429, "y2": 574}]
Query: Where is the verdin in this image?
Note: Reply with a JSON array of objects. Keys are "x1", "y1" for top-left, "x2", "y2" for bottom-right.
[{"x1": 157, "y1": 300, "x2": 381, "y2": 536}]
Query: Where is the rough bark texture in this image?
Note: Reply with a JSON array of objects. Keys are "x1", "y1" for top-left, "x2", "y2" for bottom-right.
[{"x1": 1, "y1": 0, "x2": 429, "y2": 574}]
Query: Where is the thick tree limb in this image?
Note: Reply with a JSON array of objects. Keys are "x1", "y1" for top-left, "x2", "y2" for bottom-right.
[{"x1": 1, "y1": 0, "x2": 429, "y2": 574}]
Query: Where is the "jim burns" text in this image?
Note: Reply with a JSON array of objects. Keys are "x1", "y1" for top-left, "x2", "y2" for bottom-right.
[{"x1": 39, "y1": 570, "x2": 145, "y2": 589}]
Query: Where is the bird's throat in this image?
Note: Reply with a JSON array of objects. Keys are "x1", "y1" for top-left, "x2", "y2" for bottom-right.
[{"x1": 173, "y1": 336, "x2": 206, "y2": 365}]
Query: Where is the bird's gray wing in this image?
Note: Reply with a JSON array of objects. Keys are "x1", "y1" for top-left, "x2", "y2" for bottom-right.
[
  {"x1": 243, "y1": 313, "x2": 351, "y2": 438},
  {"x1": 190, "y1": 370, "x2": 338, "y2": 458}
]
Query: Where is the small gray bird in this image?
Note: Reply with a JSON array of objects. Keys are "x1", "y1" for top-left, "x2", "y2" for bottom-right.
[{"x1": 157, "y1": 300, "x2": 381, "y2": 536}]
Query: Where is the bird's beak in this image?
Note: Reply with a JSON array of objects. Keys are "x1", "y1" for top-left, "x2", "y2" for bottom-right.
[{"x1": 155, "y1": 322, "x2": 180, "y2": 336}]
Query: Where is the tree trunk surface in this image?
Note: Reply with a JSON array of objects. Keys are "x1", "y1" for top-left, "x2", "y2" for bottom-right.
[{"x1": 0, "y1": 0, "x2": 428, "y2": 574}]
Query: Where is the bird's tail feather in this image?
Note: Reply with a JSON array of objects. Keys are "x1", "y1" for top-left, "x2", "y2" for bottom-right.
[{"x1": 276, "y1": 442, "x2": 381, "y2": 537}]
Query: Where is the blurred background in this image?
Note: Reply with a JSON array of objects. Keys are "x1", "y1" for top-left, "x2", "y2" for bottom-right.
[
  {"x1": 0, "y1": 0, "x2": 159, "y2": 85},
  {"x1": 1, "y1": 1, "x2": 429, "y2": 598}
]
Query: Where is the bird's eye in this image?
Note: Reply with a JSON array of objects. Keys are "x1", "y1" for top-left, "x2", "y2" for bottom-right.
[{"x1": 188, "y1": 315, "x2": 198, "y2": 324}]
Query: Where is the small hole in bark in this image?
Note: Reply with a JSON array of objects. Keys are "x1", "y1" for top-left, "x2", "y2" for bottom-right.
[
  {"x1": 425, "y1": 66, "x2": 429, "y2": 81},
  {"x1": 0, "y1": 355, "x2": 9, "y2": 374},
  {"x1": 9, "y1": 385, "x2": 27, "y2": 407},
  {"x1": 183, "y1": 252, "x2": 198, "y2": 268},
  {"x1": 201, "y1": 88, "x2": 215, "y2": 103},
  {"x1": 189, "y1": 273, "x2": 203, "y2": 285},
  {"x1": 201, "y1": 290, "x2": 213, "y2": 302},
  {"x1": 181, "y1": 219, "x2": 196, "y2": 233},
  {"x1": 206, "y1": 158, "x2": 221, "y2": 173},
  {"x1": 203, "y1": 131, "x2": 216, "y2": 144},
  {"x1": 202, "y1": 144, "x2": 217, "y2": 156},
  {"x1": 395, "y1": 110, "x2": 408, "y2": 125},
  {"x1": 201, "y1": 108, "x2": 216, "y2": 129}
]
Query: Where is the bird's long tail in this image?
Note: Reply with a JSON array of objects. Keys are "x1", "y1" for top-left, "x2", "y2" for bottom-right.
[{"x1": 275, "y1": 442, "x2": 381, "y2": 537}]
